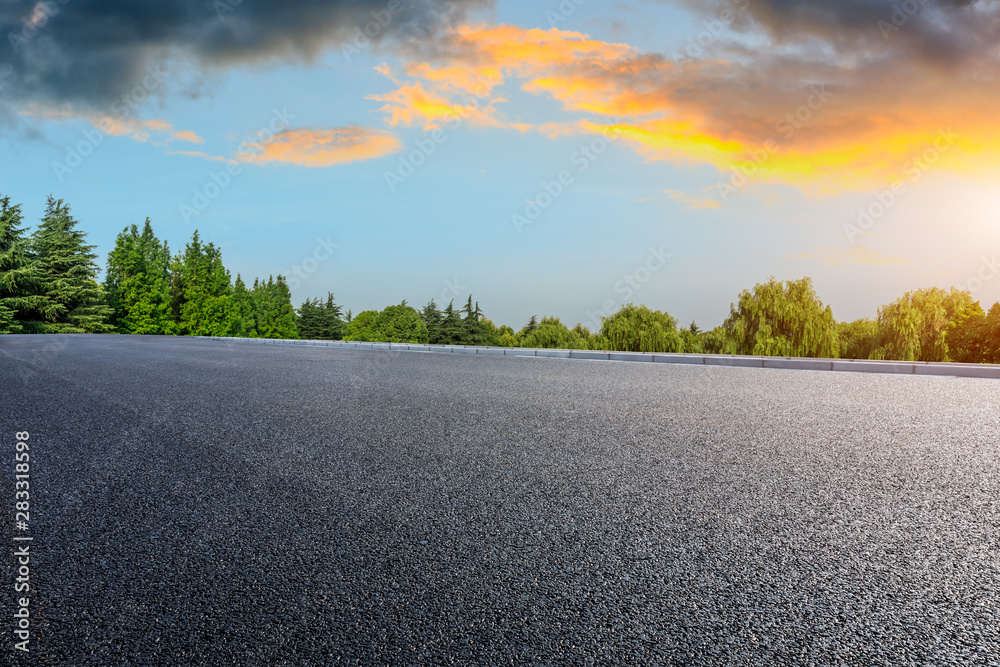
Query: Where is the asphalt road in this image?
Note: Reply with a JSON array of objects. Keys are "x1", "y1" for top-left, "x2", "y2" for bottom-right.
[{"x1": 2, "y1": 334, "x2": 999, "y2": 666}]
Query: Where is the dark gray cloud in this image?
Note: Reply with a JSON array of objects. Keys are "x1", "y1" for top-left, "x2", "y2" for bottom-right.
[
  {"x1": 0, "y1": 0, "x2": 491, "y2": 111},
  {"x1": 676, "y1": 0, "x2": 1000, "y2": 65}
]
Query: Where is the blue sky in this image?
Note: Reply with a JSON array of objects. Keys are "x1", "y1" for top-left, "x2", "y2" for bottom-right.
[{"x1": 3, "y1": 0, "x2": 999, "y2": 330}]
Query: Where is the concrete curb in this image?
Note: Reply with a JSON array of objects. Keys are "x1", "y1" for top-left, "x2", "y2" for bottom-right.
[{"x1": 194, "y1": 337, "x2": 1000, "y2": 379}]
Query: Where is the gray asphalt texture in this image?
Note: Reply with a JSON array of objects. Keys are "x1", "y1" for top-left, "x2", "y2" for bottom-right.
[{"x1": 2, "y1": 334, "x2": 999, "y2": 666}]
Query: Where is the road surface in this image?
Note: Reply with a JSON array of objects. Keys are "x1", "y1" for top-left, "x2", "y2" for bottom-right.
[{"x1": 2, "y1": 334, "x2": 998, "y2": 665}]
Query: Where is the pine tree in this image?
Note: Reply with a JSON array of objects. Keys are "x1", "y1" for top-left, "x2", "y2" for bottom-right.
[
  {"x1": 421, "y1": 299, "x2": 443, "y2": 344},
  {"x1": 271, "y1": 275, "x2": 299, "y2": 339},
  {"x1": 0, "y1": 196, "x2": 43, "y2": 333},
  {"x1": 172, "y1": 230, "x2": 238, "y2": 336},
  {"x1": 105, "y1": 218, "x2": 172, "y2": 334},
  {"x1": 231, "y1": 274, "x2": 253, "y2": 337},
  {"x1": 249, "y1": 275, "x2": 298, "y2": 339},
  {"x1": 439, "y1": 300, "x2": 463, "y2": 344},
  {"x1": 460, "y1": 295, "x2": 493, "y2": 345},
  {"x1": 28, "y1": 197, "x2": 112, "y2": 333},
  {"x1": 321, "y1": 292, "x2": 344, "y2": 340},
  {"x1": 297, "y1": 298, "x2": 323, "y2": 339}
]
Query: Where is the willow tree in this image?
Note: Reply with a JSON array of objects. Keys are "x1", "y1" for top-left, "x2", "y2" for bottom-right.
[
  {"x1": 599, "y1": 304, "x2": 682, "y2": 353},
  {"x1": 724, "y1": 276, "x2": 837, "y2": 358},
  {"x1": 872, "y1": 287, "x2": 977, "y2": 362}
]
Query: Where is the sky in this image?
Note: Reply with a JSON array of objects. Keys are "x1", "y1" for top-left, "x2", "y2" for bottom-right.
[{"x1": 2, "y1": 0, "x2": 999, "y2": 331}]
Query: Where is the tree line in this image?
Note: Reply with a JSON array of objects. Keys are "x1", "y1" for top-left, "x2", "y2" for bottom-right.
[{"x1": 1, "y1": 194, "x2": 998, "y2": 364}]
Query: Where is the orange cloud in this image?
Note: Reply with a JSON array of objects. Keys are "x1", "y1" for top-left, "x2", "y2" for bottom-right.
[
  {"x1": 235, "y1": 126, "x2": 401, "y2": 167},
  {"x1": 377, "y1": 23, "x2": 1000, "y2": 190},
  {"x1": 367, "y1": 81, "x2": 504, "y2": 130},
  {"x1": 171, "y1": 130, "x2": 205, "y2": 144}
]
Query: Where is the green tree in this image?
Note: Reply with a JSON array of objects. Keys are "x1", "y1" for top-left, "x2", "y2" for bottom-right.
[
  {"x1": 171, "y1": 231, "x2": 240, "y2": 336},
  {"x1": 420, "y1": 300, "x2": 444, "y2": 344},
  {"x1": 945, "y1": 300, "x2": 1000, "y2": 364},
  {"x1": 460, "y1": 295, "x2": 495, "y2": 346},
  {"x1": 344, "y1": 309, "x2": 380, "y2": 341},
  {"x1": 105, "y1": 218, "x2": 172, "y2": 334},
  {"x1": 872, "y1": 287, "x2": 976, "y2": 362},
  {"x1": 248, "y1": 275, "x2": 298, "y2": 339},
  {"x1": 230, "y1": 274, "x2": 253, "y2": 337},
  {"x1": 28, "y1": 197, "x2": 112, "y2": 333},
  {"x1": 0, "y1": 195, "x2": 43, "y2": 333},
  {"x1": 344, "y1": 302, "x2": 428, "y2": 343},
  {"x1": 297, "y1": 298, "x2": 323, "y2": 339},
  {"x1": 439, "y1": 300, "x2": 463, "y2": 344},
  {"x1": 837, "y1": 318, "x2": 880, "y2": 360},
  {"x1": 297, "y1": 292, "x2": 343, "y2": 340},
  {"x1": 515, "y1": 315, "x2": 539, "y2": 344},
  {"x1": 701, "y1": 326, "x2": 730, "y2": 354},
  {"x1": 374, "y1": 301, "x2": 428, "y2": 343},
  {"x1": 519, "y1": 316, "x2": 594, "y2": 349},
  {"x1": 680, "y1": 322, "x2": 704, "y2": 353},
  {"x1": 600, "y1": 304, "x2": 683, "y2": 353},
  {"x1": 724, "y1": 276, "x2": 837, "y2": 358}
]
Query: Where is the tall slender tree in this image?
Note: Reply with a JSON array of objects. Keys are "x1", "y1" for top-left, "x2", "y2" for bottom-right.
[
  {"x1": 0, "y1": 195, "x2": 43, "y2": 333},
  {"x1": 171, "y1": 230, "x2": 239, "y2": 336},
  {"x1": 28, "y1": 197, "x2": 112, "y2": 333},
  {"x1": 105, "y1": 218, "x2": 172, "y2": 334},
  {"x1": 421, "y1": 299, "x2": 443, "y2": 344}
]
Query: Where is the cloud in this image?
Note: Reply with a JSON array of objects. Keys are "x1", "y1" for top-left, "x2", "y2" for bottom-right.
[
  {"x1": 376, "y1": 13, "x2": 1000, "y2": 189},
  {"x1": 171, "y1": 130, "x2": 205, "y2": 145},
  {"x1": 20, "y1": 105, "x2": 202, "y2": 144},
  {"x1": 367, "y1": 77, "x2": 505, "y2": 130},
  {"x1": 0, "y1": 0, "x2": 490, "y2": 113},
  {"x1": 167, "y1": 150, "x2": 231, "y2": 162},
  {"x1": 675, "y1": 0, "x2": 993, "y2": 66},
  {"x1": 788, "y1": 245, "x2": 906, "y2": 265},
  {"x1": 235, "y1": 126, "x2": 402, "y2": 167},
  {"x1": 663, "y1": 189, "x2": 722, "y2": 210}
]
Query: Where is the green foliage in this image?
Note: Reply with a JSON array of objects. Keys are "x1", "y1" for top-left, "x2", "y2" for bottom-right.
[
  {"x1": 599, "y1": 304, "x2": 682, "y2": 353},
  {"x1": 946, "y1": 301, "x2": 1000, "y2": 363},
  {"x1": 518, "y1": 316, "x2": 593, "y2": 349},
  {"x1": 494, "y1": 323, "x2": 517, "y2": 347},
  {"x1": 701, "y1": 326, "x2": 731, "y2": 354},
  {"x1": 105, "y1": 219, "x2": 172, "y2": 334},
  {"x1": 724, "y1": 276, "x2": 837, "y2": 358},
  {"x1": 170, "y1": 231, "x2": 240, "y2": 336},
  {"x1": 872, "y1": 287, "x2": 976, "y2": 362},
  {"x1": 297, "y1": 292, "x2": 344, "y2": 340},
  {"x1": 418, "y1": 295, "x2": 495, "y2": 345},
  {"x1": 345, "y1": 302, "x2": 427, "y2": 343},
  {"x1": 837, "y1": 318, "x2": 880, "y2": 360},
  {"x1": 344, "y1": 309, "x2": 380, "y2": 341},
  {"x1": 377, "y1": 302, "x2": 429, "y2": 343},
  {"x1": 245, "y1": 275, "x2": 299, "y2": 339},
  {"x1": 680, "y1": 321, "x2": 704, "y2": 353},
  {"x1": 230, "y1": 274, "x2": 253, "y2": 337},
  {"x1": 439, "y1": 301, "x2": 464, "y2": 344},
  {"x1": 28, "y1": 197, "x2": 113, "y2": 333},
  {"x1": 0, "y1": 195, "x2": 42, "y2": 334},
  {"x1": 420, "y1": 300, "x2": 444, "y2": 344},
  {"x1": 460, "y1": 295, "x2": 495, "y2": 346}
]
